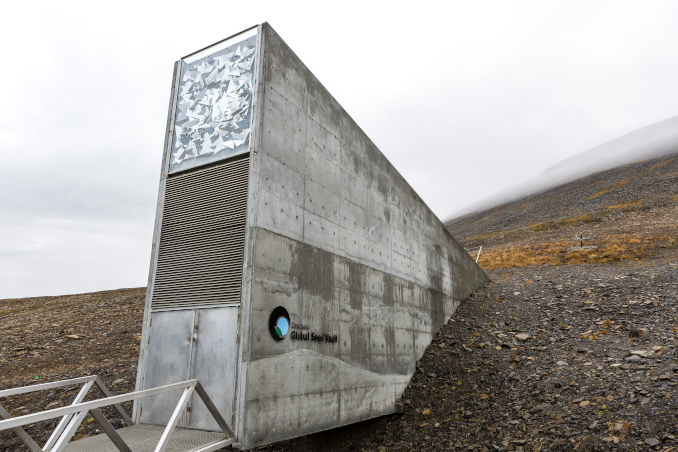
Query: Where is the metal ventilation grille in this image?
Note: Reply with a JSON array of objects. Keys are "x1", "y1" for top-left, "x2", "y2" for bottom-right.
[{"x1": 151, "y1": 156, "x2": 249, "y2": 311}]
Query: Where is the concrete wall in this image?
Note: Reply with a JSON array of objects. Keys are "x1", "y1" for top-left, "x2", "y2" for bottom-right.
[{"x1": 235, "y1": 23, "x2": 488, "y2": 449}]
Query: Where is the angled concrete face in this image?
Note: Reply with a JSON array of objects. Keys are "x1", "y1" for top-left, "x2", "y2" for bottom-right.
[{"x1": 235, "y1": 23, "x2": 489, "y2": 448}]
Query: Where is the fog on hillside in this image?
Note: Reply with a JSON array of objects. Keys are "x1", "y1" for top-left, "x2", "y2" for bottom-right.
[{"x1": 449, "y1": 114, "x2": 678, "y2": 220}]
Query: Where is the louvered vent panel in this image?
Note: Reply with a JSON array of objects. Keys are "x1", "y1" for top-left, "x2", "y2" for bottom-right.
[{"x1": 151, "y1": 156, "x2": 250, "y2": 311}]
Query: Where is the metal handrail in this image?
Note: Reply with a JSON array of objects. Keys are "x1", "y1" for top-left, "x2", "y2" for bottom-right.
[
  {"x1": 1, "y1": 375, "x2": 133, "y2": 452},
  {"x1": 0, "y1": 377, "x2": 234, "y2": 452},
  {"x1": 0, "y1": 375, "x2": 100, "y2": 398}
]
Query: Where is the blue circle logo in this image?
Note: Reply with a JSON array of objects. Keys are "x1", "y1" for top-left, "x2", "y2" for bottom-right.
[
  {"x1": 275, "y1": 316, "x2": 289, "y2": 338},
  {"x1": 269, "y1": 307, "x2": 290, "y2": 341}
]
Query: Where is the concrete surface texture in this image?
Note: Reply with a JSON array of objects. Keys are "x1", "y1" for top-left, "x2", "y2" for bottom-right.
[{"x1": 236, "y1": 23, "x2": 488, "y2": 448}]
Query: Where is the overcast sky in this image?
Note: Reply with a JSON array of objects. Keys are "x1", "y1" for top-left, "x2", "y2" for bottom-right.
[{"x1": 2, "y1": 0, "x2": 677, "y2": 299}]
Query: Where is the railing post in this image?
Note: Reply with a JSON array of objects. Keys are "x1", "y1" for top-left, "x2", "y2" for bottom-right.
[
  {"x1": 155, "y1": 384, "x2": 195, "y2": 452},
  {"x1": 95, "y1": 376, "x2": 134, "y2": 426},
  {"x1": 195, "y1": 381, "x2": 234, "y2": 438},
  {"x1": 90, "y1": 408, "x2": 133, "y2": 452},
  {"x1": 44, "y1": 378, "x2": 96, "y2": 450},
  {"x1": 50, "y1": 409, "x2": 88, "y2": 452},
  {"x1": 0, "y1": 406, "x2": 41, "y2": 452}
]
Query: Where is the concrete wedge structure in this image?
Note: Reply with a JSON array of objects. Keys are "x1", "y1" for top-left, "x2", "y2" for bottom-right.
[{"x1": 134, "y1": 22, "x2": 489, "y2": 449}]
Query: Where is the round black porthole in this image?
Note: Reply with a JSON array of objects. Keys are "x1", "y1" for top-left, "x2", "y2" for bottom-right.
[{"x1": 269, "y1": 306, "x2": 290, "y2": 341}]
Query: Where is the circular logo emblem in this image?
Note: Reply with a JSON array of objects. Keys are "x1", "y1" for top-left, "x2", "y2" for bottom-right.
[{"x1": 269, "y1": 306, "x2": 290, "y2": 341}]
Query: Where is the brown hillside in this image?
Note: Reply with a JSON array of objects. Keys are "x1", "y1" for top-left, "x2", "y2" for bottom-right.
[{"x1": 446, "y1": 152, "x2": 678, "y2": 270}]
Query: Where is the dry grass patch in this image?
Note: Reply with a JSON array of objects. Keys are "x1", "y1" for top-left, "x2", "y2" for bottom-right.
[
  {"x1": 531, "y1": 213, "x2": 602, "y2": 232},
  {"x1": 607, "y1": 199, "x2": 648, "y2": 210},
  {"x1": 466, "y1": 229, "x2": 505, "y2": 241},
  {"x1": 588, "y1": 180, "x2": 629, "y2": 200},
  {"x1": 649, "y1": 158, "x2": 677, "y2": 171},
  {"x1": 478, "y1": 234, "x2": 675, "y2": 270}
]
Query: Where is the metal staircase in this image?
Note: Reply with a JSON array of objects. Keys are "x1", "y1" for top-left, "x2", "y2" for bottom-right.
[{"x1": 0, "y1": 376, "x2": 234, "y2": 452}]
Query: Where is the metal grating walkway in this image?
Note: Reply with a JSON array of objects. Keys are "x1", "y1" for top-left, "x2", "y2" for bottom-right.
[{"x1": 64, "y1": 424, "x2": 228, "y2": 452}]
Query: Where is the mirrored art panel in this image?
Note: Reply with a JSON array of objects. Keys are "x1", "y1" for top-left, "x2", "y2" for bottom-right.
[{"x1": 170, "y1": 30, "x2": 258, "y2": 173}]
